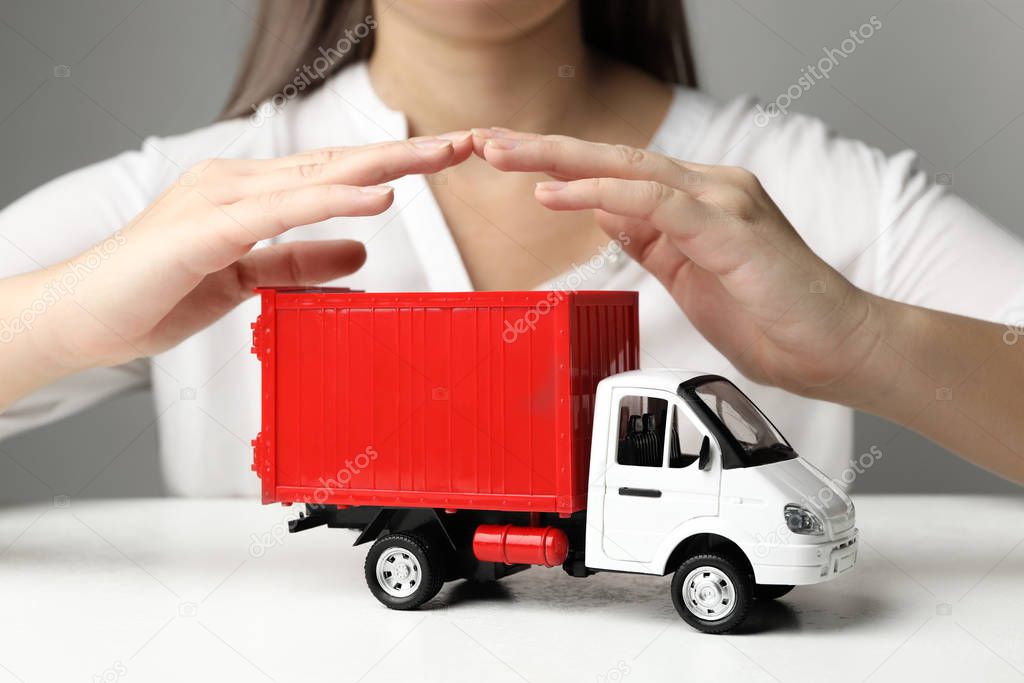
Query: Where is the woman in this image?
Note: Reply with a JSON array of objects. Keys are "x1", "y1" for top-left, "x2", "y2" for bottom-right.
[{"x1": 0, "y1": 0, "x2": 1021, "y2": 495}]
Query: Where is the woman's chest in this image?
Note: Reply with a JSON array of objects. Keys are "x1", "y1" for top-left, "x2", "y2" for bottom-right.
[{"x1": 428, "y1": 160, "x2": 611, "y2": 291}]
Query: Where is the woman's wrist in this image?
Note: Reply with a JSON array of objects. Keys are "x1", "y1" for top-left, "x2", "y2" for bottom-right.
[
  {"x1": 783, "y1": 287, "x2": 908, "y2": 414},
  {"x1": 832, "y1": 293, "x2": 906, "y2": 412},
  {"x1": 817, "y1": 291, "x2": 951, "y2": 425}
]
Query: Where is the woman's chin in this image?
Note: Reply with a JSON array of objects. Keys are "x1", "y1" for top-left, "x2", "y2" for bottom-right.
[{"x1": 384, "y1": 0, "x2": 574, "y2": 44}]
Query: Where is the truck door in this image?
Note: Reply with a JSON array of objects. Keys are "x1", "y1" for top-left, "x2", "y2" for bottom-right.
[{"x1": 602, "y1": 390, "x2": 721, "y2": 563}]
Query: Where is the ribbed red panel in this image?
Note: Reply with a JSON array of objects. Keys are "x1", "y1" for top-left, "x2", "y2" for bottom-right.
[{"x1": 253, "y1": 289, "x2": 638, "y2": 512}]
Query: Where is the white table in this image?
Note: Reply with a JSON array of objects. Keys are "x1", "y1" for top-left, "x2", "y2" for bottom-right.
[{"x1": 0, "y1": 495, "x2": 1021, "y2": 683}]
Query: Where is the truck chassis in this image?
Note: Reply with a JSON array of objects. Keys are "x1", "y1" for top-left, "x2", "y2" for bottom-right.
[{"x1": 288, "y1": 502, "x2": 779, "y2": 633}]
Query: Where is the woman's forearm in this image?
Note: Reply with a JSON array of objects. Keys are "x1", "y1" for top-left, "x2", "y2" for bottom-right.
[
  {"x1": 847, "y1": 295, "x2": 1024, "y2": 483},
  {"x1": 0, "y1": 135, "x2": 474, "y2": 416},
  {"x1": 0, "y1": 266, "x2": 83, "y2": 413}
]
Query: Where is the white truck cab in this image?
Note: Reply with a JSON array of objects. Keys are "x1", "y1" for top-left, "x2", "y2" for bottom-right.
[{"x1": 585, "y1": 370, "x2": 858, "y2": 632}]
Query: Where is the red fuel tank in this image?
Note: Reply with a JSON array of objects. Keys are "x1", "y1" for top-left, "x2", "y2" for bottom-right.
[{"x1": 472, "y1": 524, "x2": 569, "y2": 567}]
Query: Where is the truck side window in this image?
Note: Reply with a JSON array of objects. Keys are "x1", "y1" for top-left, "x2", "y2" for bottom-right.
[
  {"x1": 616, "y1": 396, "x2": 667, "y2": 467},
  {"x1": 668, "y1": 405, "x2": 703, "y2": 469}
]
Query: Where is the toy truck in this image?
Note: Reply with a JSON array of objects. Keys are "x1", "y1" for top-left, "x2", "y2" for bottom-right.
[{"x1": 250, "y1": 287, "x2": 857, "y2": 633}]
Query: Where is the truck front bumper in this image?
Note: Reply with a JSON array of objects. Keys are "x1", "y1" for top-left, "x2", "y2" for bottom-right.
[{"x1": 751, "y1": 528, "x2": 858, "y2": 586}]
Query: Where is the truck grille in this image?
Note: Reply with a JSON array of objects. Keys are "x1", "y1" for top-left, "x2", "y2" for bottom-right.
[{"x1": 832, "y1": 536, "x2": 856, "y2": 553}]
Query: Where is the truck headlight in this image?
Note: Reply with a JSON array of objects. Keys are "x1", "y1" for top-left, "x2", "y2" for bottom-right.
[{"x1": 784, "y1": 504, "x2": 823, "y2": 535}]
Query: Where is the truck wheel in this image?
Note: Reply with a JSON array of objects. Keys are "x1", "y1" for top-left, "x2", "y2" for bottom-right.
[
  {"x1": 365, "y1": 532, "x2": 445, "y2": 610},
  {"x1": 754, "y1": 584, "x2": 794, "y2": 600},
  {"x1": 671, "y1": 553, "x2": 752, "y2": 634}
]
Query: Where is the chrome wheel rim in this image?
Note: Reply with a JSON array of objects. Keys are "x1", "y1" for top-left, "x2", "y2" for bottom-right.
[
  {"x1": 375, "y1": 548, "x2": 422, "y2": 598},
  {"x1": 682, "y1": 566, "x2": 736, "y2": 621}
]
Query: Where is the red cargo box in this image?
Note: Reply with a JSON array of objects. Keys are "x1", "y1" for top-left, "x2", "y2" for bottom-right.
[{"x1": 251, "y1": 288, "x2": 639, "y2": 514}]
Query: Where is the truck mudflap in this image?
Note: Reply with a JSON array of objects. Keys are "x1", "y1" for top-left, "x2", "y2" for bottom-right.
[{"x1": 288, "y1": 504, "x2": 380, "y2": 533}]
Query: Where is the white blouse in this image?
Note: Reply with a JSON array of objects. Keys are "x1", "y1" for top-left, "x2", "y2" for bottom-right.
[{"x1": 2, "y1": 62, "x2": 1022, "y2": 496}]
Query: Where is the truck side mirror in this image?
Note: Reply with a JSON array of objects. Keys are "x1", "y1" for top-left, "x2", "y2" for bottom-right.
[{"x1": 698, "y1": 436, "x2": 711, "y2": 471}]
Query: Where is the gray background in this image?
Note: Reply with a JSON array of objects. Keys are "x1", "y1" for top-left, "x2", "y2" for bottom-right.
[{"x1": 0, "y1": 0, "x2": 1021, "y2": 503}]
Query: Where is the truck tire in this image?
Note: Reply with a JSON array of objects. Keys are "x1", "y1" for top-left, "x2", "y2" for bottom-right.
[
  {"x1": 754, "y1": 584, "x2": 794, "y2": 600},
  {"x1": 671, "y1": 553, "x2": 752, "y2": 634},
  {"x1": 365, "y1": 532, "x2": 445, "y2": 610}
]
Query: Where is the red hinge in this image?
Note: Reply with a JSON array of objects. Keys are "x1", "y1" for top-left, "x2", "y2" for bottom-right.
[
  {"x1": 250, "y1": 316, "x2": 263, "y2": 361},
  {"x1": 251, "y1": 432, "x2": 263, "y2": 473}
]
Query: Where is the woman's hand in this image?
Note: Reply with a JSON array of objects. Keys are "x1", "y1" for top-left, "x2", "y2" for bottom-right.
[
  {"x1": 0, "y1": 133, "x2": 472, "y2": 408},
  {"x1": 474, "y1": 128, "x2": 1024, "y2": 484},
  {"x1": 473, "y1": 128, "x2": 880, "y2": 404}
]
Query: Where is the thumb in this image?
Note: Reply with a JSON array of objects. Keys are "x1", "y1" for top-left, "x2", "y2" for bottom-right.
[
  {"x1": 144, "y1": 240, "x2": 367, "y2": 351},
  {"x1": 230, "y1": 239, "x2": 367, "y2": 292}
]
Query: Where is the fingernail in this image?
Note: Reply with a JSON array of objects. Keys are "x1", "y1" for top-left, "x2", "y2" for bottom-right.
[
  {"x1": 471, "y1": 127, "x2": 497, "y2": 139},
  {"x1": 486, "y1": 138, "x2": 518, "y2": 150},
  {"x1": 536, "y1": 181, "x2": 568, "y2": 192},
  {"x1": 438, "y1": 130, "x2": 471, "y2": 142},
  {"x1": 412, "y1": 138, "x2": 452, "y2": 149},
  {"x1": 360, "y1": 185, "x2": 393, "y2": 195}
]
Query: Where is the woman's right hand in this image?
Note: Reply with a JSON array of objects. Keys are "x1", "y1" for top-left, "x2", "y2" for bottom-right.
[{"x1": 0, "y1": 132, "x2": 472, "y2": 406}]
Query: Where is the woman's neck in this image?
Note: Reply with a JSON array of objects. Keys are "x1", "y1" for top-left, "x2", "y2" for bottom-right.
[{"x1": 367, "y1": 1, "x2": 598, "y2": 137}]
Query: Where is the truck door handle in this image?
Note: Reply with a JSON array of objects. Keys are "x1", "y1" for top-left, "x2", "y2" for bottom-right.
[{"x1": 618, "y1": 487, "x2": 662, "y2": 498}]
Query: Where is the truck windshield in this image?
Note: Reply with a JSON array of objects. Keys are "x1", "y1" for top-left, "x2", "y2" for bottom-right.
[{"x1": 690, "y1": 379, "x2": 796, "y2": 467}]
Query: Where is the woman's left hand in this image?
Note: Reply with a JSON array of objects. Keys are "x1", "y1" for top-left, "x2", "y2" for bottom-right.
[{"x1": 473, "y1": 128, "x2": 883, "y2": 405}]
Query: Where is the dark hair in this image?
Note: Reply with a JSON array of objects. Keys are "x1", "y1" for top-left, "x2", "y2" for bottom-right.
[{"x1": 221, "y1": 0, "x2": 696, "y2": 119}]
